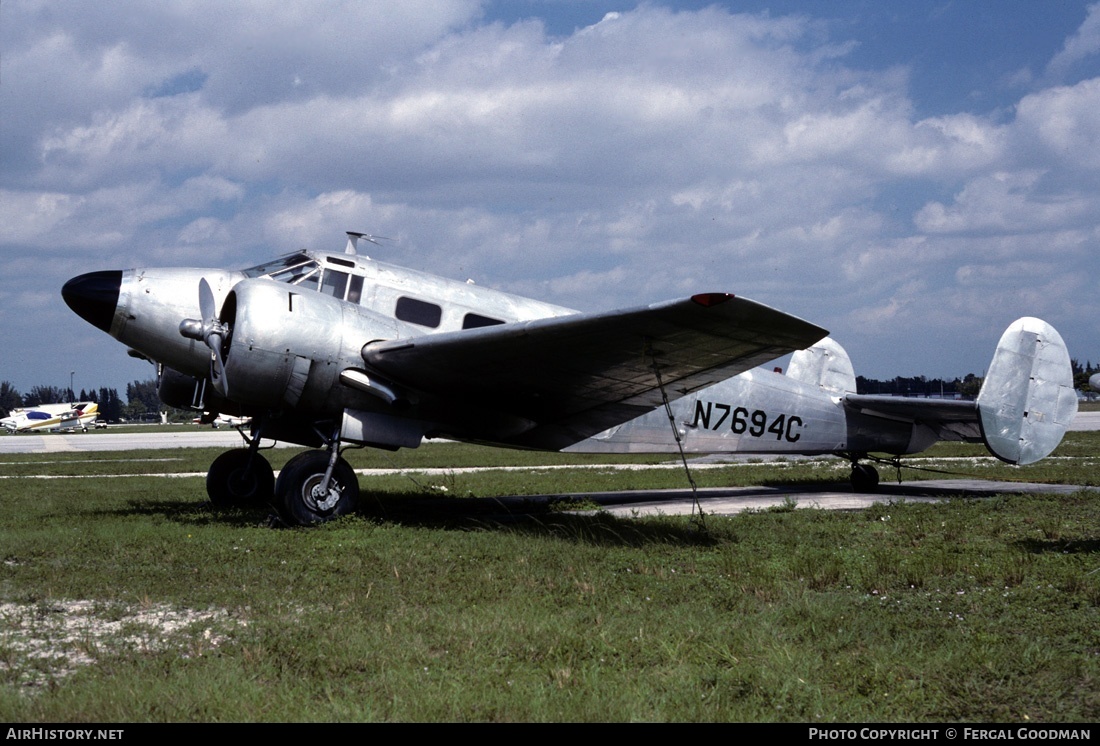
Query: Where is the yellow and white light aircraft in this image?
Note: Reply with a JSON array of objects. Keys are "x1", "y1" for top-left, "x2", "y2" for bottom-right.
[
  {"x1": 61, "y1": 232, "x2": 1077, "y2": 525},
  {"x1": 1, "y1": 402, "x2": 99, "y2": 433}
]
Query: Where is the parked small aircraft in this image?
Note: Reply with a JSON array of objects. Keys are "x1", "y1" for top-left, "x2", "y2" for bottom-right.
[
  {"x1": 192, "y1": 413, "x2": 253, "y2": 429},
  {"x1": 1, "y1": 402, "x2": 99, "y2": 433},
  {"x1": 61, "y1": 232, "x2": 1077, "y2": 525},
  {"x1": 1091, "y1": 373, "x2": 1100, "y2": 393}
]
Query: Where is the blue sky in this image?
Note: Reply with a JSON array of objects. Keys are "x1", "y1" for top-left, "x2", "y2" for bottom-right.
[{"x1": 2, "y1": 1, "x2": 1099, "y2": 396}]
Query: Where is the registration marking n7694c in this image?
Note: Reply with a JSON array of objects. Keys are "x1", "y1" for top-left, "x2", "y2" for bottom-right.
[{"x1": 691, "y1": 401, "x2": 803, "y2": 442}]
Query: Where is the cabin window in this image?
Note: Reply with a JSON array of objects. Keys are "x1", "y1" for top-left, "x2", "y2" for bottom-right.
[
  {"x1": 395, "y1": 296, "x2": 442, "y2": 328},
  {"x1": 463, "y1": 313, "x2": 505, "y2": 329}
]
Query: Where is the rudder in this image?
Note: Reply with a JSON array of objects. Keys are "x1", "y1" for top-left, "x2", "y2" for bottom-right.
[{"x1": 976, "y1": 317, "x2": 1077, "y2": 464}]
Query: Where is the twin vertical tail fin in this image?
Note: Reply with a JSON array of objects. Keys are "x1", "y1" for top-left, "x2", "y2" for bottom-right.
[
  {"x1": 786, "y1": 336, "x2": 857, "y2": 395},
  {"x1": 976, "y1": 317, "x2": 1077, "y2": 464}
]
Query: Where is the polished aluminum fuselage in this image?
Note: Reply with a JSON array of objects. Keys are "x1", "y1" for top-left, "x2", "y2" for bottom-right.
[{"x1": 566, "y1": 366, "x2": 929, "y2": 456}]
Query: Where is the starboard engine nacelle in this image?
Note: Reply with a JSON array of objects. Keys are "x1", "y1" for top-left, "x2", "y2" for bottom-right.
[{"x1": 976, "y1": 317, "x2": 1077, "y2": 465}]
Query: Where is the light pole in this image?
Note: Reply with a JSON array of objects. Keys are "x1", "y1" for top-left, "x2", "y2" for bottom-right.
[{"x1": 70, "y1": 371, "x2": 75, "y2": 403}]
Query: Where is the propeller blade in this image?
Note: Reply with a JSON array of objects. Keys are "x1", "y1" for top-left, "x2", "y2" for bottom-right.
[
  {"x1": 209, "y1": 333, "x2": 228, "y2": 398},
  {"x1": 199, "y1": 278, "x2": 216, "y2": 324}
]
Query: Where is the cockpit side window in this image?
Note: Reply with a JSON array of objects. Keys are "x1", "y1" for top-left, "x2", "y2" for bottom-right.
[
  {"x1": 348, "y1": 275, "x2": 365, "y2": 304},
  {"x1": 321, "y1": 270, "x2": 349, "y2": 299}
]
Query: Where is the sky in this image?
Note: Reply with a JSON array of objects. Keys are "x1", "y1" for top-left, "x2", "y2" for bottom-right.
[{"x1": 2, "y1": 0, "x2": 1100, "y2": 397}]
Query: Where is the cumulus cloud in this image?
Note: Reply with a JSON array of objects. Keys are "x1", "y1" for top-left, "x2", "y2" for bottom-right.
[
  {"x1": 915, "y1": 171, "x2": 1098, "y2": 235},
  {"x1": 1047, "y1": 2, "x2": 1100, "y2": 79},
  {"x1": 1014, "y1": 77, "x2": 1100, "y2": 170}
]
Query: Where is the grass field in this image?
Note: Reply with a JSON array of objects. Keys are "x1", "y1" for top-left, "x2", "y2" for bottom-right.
[{"x1": 1, "y1": 435, "x2": 1098, "y2": 722}]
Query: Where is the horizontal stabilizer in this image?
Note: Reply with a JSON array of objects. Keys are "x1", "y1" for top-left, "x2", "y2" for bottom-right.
[
  {"x1": 843, "y1": 395, "x2": 982, "y2": 442},
  {"x1": 976, "y1": 317, "x2": 1077, "y2": 465}
]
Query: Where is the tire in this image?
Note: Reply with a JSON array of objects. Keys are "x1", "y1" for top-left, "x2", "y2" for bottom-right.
[
  {"x1": 206, "y1": 449, "x2": 275, "y2": 507},
  {"x1": 276, "y1": 450, "x2": 359, "y2": 526},
  {"x1": 850, "y1": 463, "x2": 880, "y2": 493}
]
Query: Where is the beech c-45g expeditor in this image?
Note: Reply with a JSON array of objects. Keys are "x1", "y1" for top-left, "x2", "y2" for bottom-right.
[{"x1": 61, "y1": 232, "x2": 1078, "y2": 525}]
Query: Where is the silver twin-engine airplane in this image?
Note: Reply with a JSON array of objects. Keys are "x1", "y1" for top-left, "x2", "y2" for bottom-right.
[{"x1": 62, "y1": 232, "x2": 1078, "y2": 525}]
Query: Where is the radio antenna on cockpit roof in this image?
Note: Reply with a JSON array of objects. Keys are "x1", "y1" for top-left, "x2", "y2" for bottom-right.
[{"x1": 345, "y1": 231, "x2": 391, "y2": 256}]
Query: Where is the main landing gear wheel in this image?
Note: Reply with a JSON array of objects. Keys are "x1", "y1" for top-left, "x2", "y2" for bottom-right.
[
  {"x1": 850, "y1": 463, "x2": 880, "y2": 493},
  {"x1": 276, "y1": 450, "x2": 359, "y2": 526},
  {"x1": 206, "y1": 448, "x2": 275, "y2": 507}
]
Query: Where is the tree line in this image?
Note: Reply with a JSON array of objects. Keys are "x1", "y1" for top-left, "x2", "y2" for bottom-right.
[
  {"x1": 856, "y1": 358, "x2": 1097, "y2": 398},
  {"x1": 856, "y1": 374, "x2": 979, "y2": 398}
]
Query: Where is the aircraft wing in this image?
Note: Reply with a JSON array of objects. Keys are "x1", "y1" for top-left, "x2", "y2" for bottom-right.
[
  {"x1": 843, "y1": 394, "x2": 982, "y2": 442},
  {"x1": 363, "y1": 293, "x2": 827, "y2": 448}
]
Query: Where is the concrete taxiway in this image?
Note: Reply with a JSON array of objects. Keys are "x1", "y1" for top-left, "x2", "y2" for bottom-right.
[
  {"x1": 1068, "y1": 410, "x2": 1100, "y2": 431},
  {"x1": 363, "y1": 478, "x2": 1097, "y2": 520},
  {"x1": 550, "y1": 479, "x2": 1100, "y2": 518},
  {"x1": 0, "y1": 429, "x2": 261, "y2": 454}
]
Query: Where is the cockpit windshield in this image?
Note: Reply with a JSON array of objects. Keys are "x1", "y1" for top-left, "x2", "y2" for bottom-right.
[{"x1": 241, "y1": 253, "x2": 320, "y2": 288}]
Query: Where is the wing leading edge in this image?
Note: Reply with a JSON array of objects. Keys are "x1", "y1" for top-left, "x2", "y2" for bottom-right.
[{"x1": 363, "y1": 293, "x2": 828, "y2": 449}]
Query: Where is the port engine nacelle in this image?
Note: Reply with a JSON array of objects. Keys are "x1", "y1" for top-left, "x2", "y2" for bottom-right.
[{"x1": 219, "y1": 279, "x2": 399, "y2": 413}]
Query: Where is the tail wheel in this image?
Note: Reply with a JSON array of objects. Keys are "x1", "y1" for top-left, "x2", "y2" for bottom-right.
[
  {"x1": 276, "y1": 450, "x2": 359, "y2": 526},
  {"x1": 206, "y1": 448, "x2": 274, "y2": 507}
]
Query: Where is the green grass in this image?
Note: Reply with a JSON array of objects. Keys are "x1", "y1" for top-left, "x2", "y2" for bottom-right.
[{"x1": 0, "y1": 435, "x2": 1098, "y2": 721}]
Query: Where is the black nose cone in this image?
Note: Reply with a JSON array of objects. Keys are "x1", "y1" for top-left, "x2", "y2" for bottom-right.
[{"x1": 62, "y1": 271, "x2": 122, "y2": 333}]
